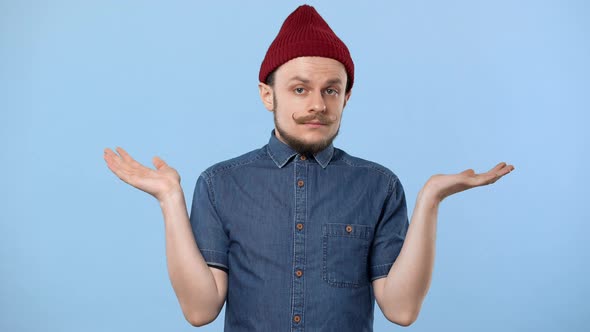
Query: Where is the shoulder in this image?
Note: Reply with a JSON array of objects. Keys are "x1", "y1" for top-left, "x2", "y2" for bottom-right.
[
  {"x1": 201, "y1": 145, "x2": 268, "y2": 180},
  {"x1": 332, "y1": 147, "x2": 402, "y2": 190},
  {"x1": 333, "y1": 147, "x2": 399, "y2": 178}
]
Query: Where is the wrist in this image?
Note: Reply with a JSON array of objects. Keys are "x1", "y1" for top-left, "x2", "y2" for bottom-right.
[
  {"x1": 418, "y1": 184, "x2": 442, "y2": 207},
  {"x1": 158, "y1": 185, "x2": 184, "y2": 207}
]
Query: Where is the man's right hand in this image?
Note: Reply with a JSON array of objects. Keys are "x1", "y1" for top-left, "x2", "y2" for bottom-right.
[
  {"x1": 104, "y1": 146, "x2": 227, "y2": 326},
  {"x1": 104, "y1": 146, "x2": 181, "y2": 202}
]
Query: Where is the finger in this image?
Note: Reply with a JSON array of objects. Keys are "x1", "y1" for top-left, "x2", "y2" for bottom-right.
[
  {"x1": 109, "y1": 148, "x2": 125, "y2": 169},
  {"x1": 496, "y1": 163, "x2": 515, "y2": 177},
  {"x1": 152, "y1": 156, "x2": 167, "y2": 170},
  {"x1": 104, "y1": 147, "x2": 120, "y2": 161},
  {"x1": 485, "y1": 162, "x2": 512, "y2": 178},
  {"x1": 104, "y1": 153, "x2": 128, "y2": 180},
  {"x1": 104, "y1": 147, "x2": 138, "y2": 181},
  {"x1": 460, "y1": 168, "x2": 475, "y2": 176},
  {"x1": 500, "y1": 165, "x2": 512, "y2": 176},
  {"x1": 116, "y1": 146, "x2": 135, "y2": 163},
  {"x1": 105, "y1": 148, "x2": 129, "y2": 173},
  {"x1": 104, "y1": 149, "x2": 128, "y2": 173},
  {"x1": 117, "y1": 146, "x2": 148, "y2": 171},
  {"x1": 487, "y1": 164, "x2": 515, "y2": 184},
  {"x1": 103, "y1": 151, "x2": 115, "y2": 169},
  {"x1": 489, "y1": 162, "x2": 506, "y2": 173},
  {"x1": 104, "y1": 148, "x2": 122, "y2": 168}
]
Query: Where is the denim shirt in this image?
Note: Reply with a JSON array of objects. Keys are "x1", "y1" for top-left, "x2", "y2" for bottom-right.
[{"x1": 189, "y1": 129, "x2": 409, "y2": 331}]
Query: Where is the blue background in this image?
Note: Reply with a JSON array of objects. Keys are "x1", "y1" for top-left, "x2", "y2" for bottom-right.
[{"x1": 1, "y1": 0, "x2": 588, "y2": 331}]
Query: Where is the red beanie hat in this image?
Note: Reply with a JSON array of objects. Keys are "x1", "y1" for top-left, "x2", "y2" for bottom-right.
[{"x1": 259, "y1": 5, "x2": 354, "y2": 90}]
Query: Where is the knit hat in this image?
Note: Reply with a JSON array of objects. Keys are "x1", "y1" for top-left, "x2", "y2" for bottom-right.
[{"x1": 259, "y1": 5, "x2": 354, "y2": 90}]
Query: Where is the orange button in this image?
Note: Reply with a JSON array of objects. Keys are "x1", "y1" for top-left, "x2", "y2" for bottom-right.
[
  {"x1": 295, "y1": 269, "x2": 303, "y2": 277},
  {"x1": 293, "y1": 315, "x2": 301, "y2": 323},
  {"x1": 296, "y1": 223, "x2": 304, "y2": 230},
  {"x1": 297, "y1": 180, "x2": 304, "y2": 187},
  {"x1": 300, "y1": 155, "x2": 307, "y2": 160},
  {"x1": 346, "y1": 225, "x2": 353, "y2": 233}
]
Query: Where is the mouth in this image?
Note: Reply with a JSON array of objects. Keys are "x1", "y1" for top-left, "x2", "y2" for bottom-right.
[{"x1": 303, "y1": 122, "x2": 327, "y2": 128}]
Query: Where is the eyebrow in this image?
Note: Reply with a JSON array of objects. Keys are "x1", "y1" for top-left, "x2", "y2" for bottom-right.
[
  {"x1": 287, "y1": 76, "x2": 344, "y2": 86},
  {"x1": 288, "y1": 76, "x2": 310, "y2": 84},
  {"x1": 325, "y1": 78, "x2": 343, "y2": 86}
]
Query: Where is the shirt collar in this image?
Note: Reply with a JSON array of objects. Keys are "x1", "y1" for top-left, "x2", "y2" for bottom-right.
[{"x1": 267, "y1": 129, "x2": 334, "y2": 169}]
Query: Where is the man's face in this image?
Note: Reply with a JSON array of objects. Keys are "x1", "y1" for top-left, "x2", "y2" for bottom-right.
[{"x1": 259, "y1": 56, "x2": 351, "y2": 155}]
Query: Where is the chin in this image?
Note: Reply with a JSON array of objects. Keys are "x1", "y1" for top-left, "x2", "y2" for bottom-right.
[
  {"x1": 300, "y1": 134, "x2": 328, "y2": 144},
  {"x1": 300, "y1": 127, "x2": 331, "y2": 137}
]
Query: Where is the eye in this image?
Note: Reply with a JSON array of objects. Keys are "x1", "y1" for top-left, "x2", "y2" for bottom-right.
[
  {"x1": 324, "y1": 88, "x2": 339, "y2": 96},
  {"x1": 294, "y1": 87, "x2": 305, "y2": 94}
]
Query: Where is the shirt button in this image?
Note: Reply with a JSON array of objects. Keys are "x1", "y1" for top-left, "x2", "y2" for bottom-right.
[
  {"x1": 296, "y1": 223, "x2": 304, "y2": 230},
  {"x1": 295, "y1": 269, "x2": 303, "y2": 277},
  {"x1": 346, "y1": 225, "x2": 353, "y2": 233},
  {"x1": 297, "y1": 180, "x2": 304, "y2": 187},
  {"x1": 293, "y1": 315, "x2": 301, "y2": 323},
  {"x1": 300, "y1": 155, "x2": 307, "y2": 160}
]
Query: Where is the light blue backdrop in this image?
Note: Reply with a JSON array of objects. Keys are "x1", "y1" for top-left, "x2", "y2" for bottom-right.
[{"x1": 1, "y1": 0, "x2": 588, "y2": 331}]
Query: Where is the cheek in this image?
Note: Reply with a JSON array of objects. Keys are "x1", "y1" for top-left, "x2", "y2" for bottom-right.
[
  {"x1": 275, "y1": 105, "x2": 288, "y2": 118},
  {"x1": 275, "y1": 108, "x2": 295, "y2": 127},
  {"x1": 275, "y1": 101, "x2": 296, "y2": 119}
]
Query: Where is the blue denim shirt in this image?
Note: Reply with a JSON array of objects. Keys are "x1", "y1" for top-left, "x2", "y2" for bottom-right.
[{"x1": 189, "y1": 129, "x2": 409, "y2": 331}]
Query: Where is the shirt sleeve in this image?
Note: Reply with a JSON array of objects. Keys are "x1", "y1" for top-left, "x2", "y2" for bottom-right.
[
  {"x1": 189, "y1": 172, "x2": 230, "y2": 271},
  {"x1": 368, "y1": 175, "x2": 410, "y2": 281}
]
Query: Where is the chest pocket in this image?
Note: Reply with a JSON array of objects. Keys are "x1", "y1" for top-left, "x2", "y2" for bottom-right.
[{"x1": 322, "y1": 223, "x2": 373, "y2": 288}]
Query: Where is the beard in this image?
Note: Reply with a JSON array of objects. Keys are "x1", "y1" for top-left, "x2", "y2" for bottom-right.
[{"x1": 272, "y1": 93, "x2": 341, "y2": 156}]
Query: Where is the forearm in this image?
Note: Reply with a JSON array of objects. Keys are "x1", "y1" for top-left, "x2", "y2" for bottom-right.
[
  {"x1": 377, "y1": 163, "x2": 514, "y2": 325},
  {"x1": 159, "y1": 189, "x2": 224, "y2": 324},
  {"x1": 380, "y1": 187, "x2": 440, "y2": 321}
]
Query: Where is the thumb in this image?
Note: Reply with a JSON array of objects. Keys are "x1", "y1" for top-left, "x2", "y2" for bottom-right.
[
  {"x1": 460, "y1": 168, "x2": 475, "y2": 176},
  {"x1": 152, "y1": 156, "x2": 167, "y2": 170}
]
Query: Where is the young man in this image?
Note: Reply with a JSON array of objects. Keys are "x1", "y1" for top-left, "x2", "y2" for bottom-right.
[{"x1": 104, "y1": 5, "x2": 514, "y2": 331}]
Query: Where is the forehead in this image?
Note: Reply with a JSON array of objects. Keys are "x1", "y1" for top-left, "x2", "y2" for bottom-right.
[{"x1": 274, "y1": 56, "x2": 346, "y2": 84}]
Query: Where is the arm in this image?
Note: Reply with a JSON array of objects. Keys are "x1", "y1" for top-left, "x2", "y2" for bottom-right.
[
  {"x1": 160, "y1": 188, "x2": 228, "y2": 326},
  {"x1": 104, "y1": 147, "x2": 227, "y2": 326},
  {"x1": 372, "y1": 187, "x2": 438, "y2": 326},
  {"x1": 373, "y1": 162, "x2": 515, "y2": 326}
]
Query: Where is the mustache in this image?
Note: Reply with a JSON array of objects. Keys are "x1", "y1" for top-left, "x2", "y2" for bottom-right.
[{"x1": 292, "y1": 112, "x2": 337, "y2": 125}]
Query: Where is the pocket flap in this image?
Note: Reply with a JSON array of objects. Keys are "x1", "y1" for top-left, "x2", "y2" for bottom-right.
[{"x1": 322, "y1": 223, "x2": 372, "y2": 240}]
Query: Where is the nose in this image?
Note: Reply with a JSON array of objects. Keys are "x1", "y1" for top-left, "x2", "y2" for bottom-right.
[{"x1": 309, "y1": 90, "x2": 326, "y2": 112}]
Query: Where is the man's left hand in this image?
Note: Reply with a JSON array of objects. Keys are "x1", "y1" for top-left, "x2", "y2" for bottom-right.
[{"x1": 423, "y1": 162, "x2": 515, "y2": 203}]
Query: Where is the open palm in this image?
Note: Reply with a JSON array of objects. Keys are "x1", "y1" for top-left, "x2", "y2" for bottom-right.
[
  {"x1": 103, "y1": 146, "x2": 181, "y2": 201},
  {"x1": 425, "y1": 162, "x2": 515, "y2": 202}
]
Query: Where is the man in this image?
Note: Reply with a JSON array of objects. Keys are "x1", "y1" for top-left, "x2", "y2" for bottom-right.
[{"x1": 103, "y1": 5, "x2": 514, "y2": 331}]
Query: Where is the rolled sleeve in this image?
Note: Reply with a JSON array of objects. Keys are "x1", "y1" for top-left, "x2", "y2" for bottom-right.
[
  {"x1": 369, "y1": 175, "x2": 409, "y2": 281},
  {"x1": 189, "y1": 172, "x2": 230, "y2": 271}
]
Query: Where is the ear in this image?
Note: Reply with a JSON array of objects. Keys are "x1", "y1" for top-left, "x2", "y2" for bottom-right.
[
  {"x1": 258, "y1": 82, "x2": 274, "y2": 112},
  {"x1": 343, "y1": 89, "x2": 352, "y2": 108}
]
